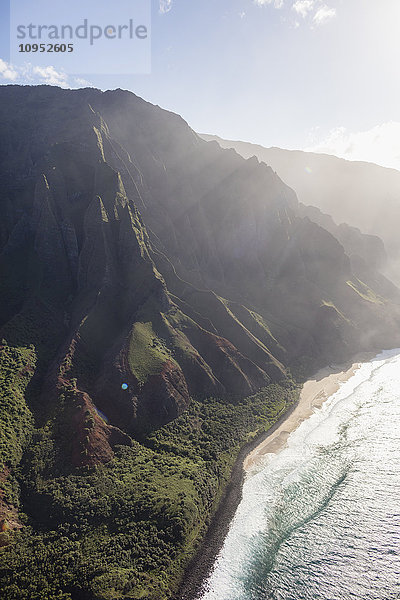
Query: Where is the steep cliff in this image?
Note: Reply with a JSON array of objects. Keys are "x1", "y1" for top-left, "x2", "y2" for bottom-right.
[
  {"x1": 201, "y1": 134, "x2": 400, "y2": 285},
  {"x1": 1, "y1": 85, "x2": 400, "y2": 600}
]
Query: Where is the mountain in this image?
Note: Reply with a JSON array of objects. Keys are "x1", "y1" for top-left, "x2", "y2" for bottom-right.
[
  {"x1": 201, "y1": 135, "x2": 400, "y2": 285},
  {"x1": 1, "y1": 85, "x2": 400, "y2": 600}
]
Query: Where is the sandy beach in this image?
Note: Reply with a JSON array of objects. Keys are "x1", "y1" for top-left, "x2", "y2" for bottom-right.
[{"x1": 243, "y1": 352, "x2": 376, "y2": 471}]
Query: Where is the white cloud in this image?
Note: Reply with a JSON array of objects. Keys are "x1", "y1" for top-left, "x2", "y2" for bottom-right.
[
  {"x1": 32, "y1": 65, "x2": 69, "y2": 87},
  {"x1": 254, "y1": 0, "x2": 284, "y2": 8},
  {"x1": 0, "y1": 59, "x2": 91, "y2": 89},
  {"x1": 0, "y1": 59, "x2": 18, "y2": 81},
  {"x1": 74, "y1": 77, "x2": 91, "y2": 87},
  {"x1": 255, "y1": 0, "x2": 337, "y2": 27},
  {"x1": 306, "y1": 122, "x2": 400, "y2": 171},
  {"x1": 313, "y1": 5, "x2": 336, "y2": 25},
  {"x1": 159, "y1": 0, "x2": 173, "y2": 14},
  {"x1": 293, "y1": 0, "x2": 315, "y2": 18}
]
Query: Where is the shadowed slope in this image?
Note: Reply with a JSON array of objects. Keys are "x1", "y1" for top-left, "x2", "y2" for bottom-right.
[{"x1": 0, "y1": 85, "x2": 400, "y2": 600}]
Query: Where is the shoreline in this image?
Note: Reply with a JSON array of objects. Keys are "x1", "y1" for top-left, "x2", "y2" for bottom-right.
[
  {"x1": 244, "y1": 351, "x2": 375, "y2": 471},
  {"x1": 176, "y1": 351, "x2": 376, "y2": 600}
]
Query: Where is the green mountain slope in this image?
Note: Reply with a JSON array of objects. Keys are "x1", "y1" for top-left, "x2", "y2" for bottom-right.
[{"x1": 0, "y1": 85, "x2": 399, "y2": 599}]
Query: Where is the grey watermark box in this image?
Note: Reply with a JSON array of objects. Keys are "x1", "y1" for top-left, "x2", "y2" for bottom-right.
[{"x1": 10, "y1": 0, "x2": 151, "y2": 75}]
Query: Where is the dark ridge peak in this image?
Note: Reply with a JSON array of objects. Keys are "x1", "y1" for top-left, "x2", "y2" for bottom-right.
[
  {"x1": 0, "y1": 83, "x2": 101, "y2": 96},
  {"x1": 100, "y1": 87, "x2": 195, "y2": 128},
  {"x1": 0, "y1": 84, "x2": 152, "y2": 113}
]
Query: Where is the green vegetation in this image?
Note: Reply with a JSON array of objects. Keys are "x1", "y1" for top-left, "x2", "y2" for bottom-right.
[
  {"x1": 0, "y1": 343, "x2": 36, "y2": 472},
  {"x1": 346, "y1": 279, "x2": 384, "y2": 304},
  {"x1": 0, "y1": 305, "x2": 66, "y2": 510},
  {"x1": 320, "y1": 300, "x2": 350, "y2": 323},
  {"x1": 0, "y1": 383, "x2": 298, "y2": 600},
  {"x1": 128, "y1": 321, "x2": 178, "y2": 385},
  {"x1": 247, "y1": 309, "x2": 278, "y2": 343}
]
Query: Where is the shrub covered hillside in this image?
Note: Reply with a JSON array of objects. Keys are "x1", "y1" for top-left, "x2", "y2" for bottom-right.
[
  {"x1": 0, "y1": 85, "x2": 400, "y2": 599},
  {"x1": 0, "y1": 382, "x2": 297, "y2": 599}
]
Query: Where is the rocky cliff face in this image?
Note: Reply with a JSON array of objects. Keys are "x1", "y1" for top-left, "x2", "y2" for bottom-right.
[
  {"x1": 201, "y1": 134, "x2": 400, "y2": 286},
  {"x1": 1, "y1": 85, "x2": 400, "y2": 467},
  {"x1": 2, "y1": 85, "x2": 400, "y2": 600}
]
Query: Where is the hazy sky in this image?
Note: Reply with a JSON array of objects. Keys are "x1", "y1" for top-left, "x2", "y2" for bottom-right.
[{"x1": 2, "y1": 0, "x2": 400, "y2": 169}]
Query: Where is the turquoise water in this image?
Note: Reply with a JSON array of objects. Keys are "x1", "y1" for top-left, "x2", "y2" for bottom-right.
[{"x1": 199, "y1": 350, "x2": 400, "y2": 600}]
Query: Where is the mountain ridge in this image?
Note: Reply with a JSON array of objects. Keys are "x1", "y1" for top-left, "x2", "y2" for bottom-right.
[
  {"x1": 1, "y1": 85, "x2": 400, "y2": 600},
  {"x1": 201, "y1": 133, "x2": 400, "y2": 285}
]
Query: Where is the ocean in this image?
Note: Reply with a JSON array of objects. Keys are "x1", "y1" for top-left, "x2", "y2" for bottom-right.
[{"x1": 198, "y1": 349, "x2": 400, "y2": 600}]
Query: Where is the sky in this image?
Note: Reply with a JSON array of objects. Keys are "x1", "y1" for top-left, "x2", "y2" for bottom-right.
[{"x1": 1, "y1": 0, "x2": 400, "y2": 170}]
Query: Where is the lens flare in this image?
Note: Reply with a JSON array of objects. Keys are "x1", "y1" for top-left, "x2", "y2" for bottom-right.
[{"x1": 93, "y1": 406, "x2": 109, "y2": 424}]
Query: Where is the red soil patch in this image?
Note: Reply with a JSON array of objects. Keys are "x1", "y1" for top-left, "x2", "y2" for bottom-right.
[
  {"x1": 0, "y1": 466, "x2": 23, "y2": 537},
  {"x1": 68, "y1": 387, "x2": 132, "y2": 468}
]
